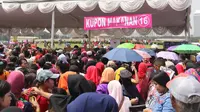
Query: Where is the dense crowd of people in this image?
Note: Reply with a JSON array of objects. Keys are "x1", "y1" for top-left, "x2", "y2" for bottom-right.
[{"x1": 0, "y1": 43, "x2": 200, "y2": 112}]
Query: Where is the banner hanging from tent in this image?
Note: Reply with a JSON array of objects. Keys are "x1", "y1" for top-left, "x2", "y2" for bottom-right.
[{"x1": 84, "y1": 14, "x2": 152, "y2": 30}]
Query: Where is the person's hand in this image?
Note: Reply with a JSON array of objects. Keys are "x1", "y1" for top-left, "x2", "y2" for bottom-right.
[
  {"x1": 131, "y1": 98, "x2": 138, "y2": 105},
  {"x1": 31, "y1": 87, "x2": 41, "y2": 95},
  {"x1": 29, "y1": 96, "x2": 39, "y2": 108},
  {"x1": 131, "y1": 65, "x2": 137, "y2": 72},
  {"x1": 143, "y1": 108, "x2": 152, "y2": 112}
]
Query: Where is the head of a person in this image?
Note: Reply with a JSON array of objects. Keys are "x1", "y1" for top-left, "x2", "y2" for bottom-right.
[
  {"x1": 67, "y1": 93, "x2": 118, "y2": 112},
  {"x1": 56, "y1": 60, "x2": 69, "y2": 74},
  {"x1": 86, "y1": 51, "x2": 93, "y2": 58},
  {"x1": 100, "y1": 67, "x2": 115, "y2": 84},
  {"x1": 108, "y1": 80, "x2": 123, "y2": 106},
  {"x1": 85, "y1": 66, "x2": 100, "y2": 85},
  {"x1": 153, "y1": 71, "x2": 170, "y2": 94},
  {"x1": 24, "y1": 50, "x2": 31, "y2": 58},
  {"x1": 18, "y1": 59, "x2": 28, "y2": 68},
  {"x1": 37, "y1": 57, "x2": 46, "y2": 68},
  {"x1": 36, "y1": 70, "x2": 59, "y2": 90},
  {"x1": 0, "y1": 44, "x2": 4, "y2": 53},
  {"x1": 119, "y1": 69, "x2": 133, "y2": 85},
  {"x1": 30, "y1": 64, "x2": 39, "y2": 71},
  {"x1": 24, "y1": 73, "x2": 36, "y2": 89},
  {"x1": 167, "y1": 76, "x2": 200, "y2": 112},
  {"x1": 9, "y1": 56, "x2": 18, "y2": 64},
  {"x1": 44, "y1": 53, "x2": 53, "y2": 62},
  {"x1": 6, "y1": 71, "x2": 24, "y2": 98},
  {"x1": 5, "y1": 62, "x2": 15, "y2": 71},
  {"x1": 96, "y1": 62, "x2": 105, "y2": 75},
  {"x1": 52, "y1": 87, "x2": 67, "y2": 95},
  {"x1": 0, "y1": 80, "x2": 11, "y2": 111},
  {"x1": 19, "y1": 53, "x2": 25, "y2": 60},
  {"x1": 183, "y1": 60, "x2": 197, "y2": 70},
  {"x1": 68, "y1": 74, "x2": 93, "y2": 99},
  {"x1": 43, "y1": 63, "x2": 53, "y2": 70},
  {"x1": 0, "y1": 61, "x2": 4, "y2": 75},
  {"x1": 69, "y1": 65, "x2": 79, "y2": 74},
  {"x1": 154, "y1": 58, "x2": 165, "y2": 71}
]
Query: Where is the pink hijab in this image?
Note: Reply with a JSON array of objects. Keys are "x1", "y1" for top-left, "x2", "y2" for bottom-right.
[{"x1": 7, "y1": 71, "x2": 24, "y2": 97}]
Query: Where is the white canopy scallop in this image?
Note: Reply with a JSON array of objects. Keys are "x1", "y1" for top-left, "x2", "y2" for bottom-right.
[{"x1": 0, "y1": 0, "x2": 192, "y2": 36}]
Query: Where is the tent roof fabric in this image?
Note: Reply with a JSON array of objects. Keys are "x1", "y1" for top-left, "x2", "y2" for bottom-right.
[{"x1": 0, "y1": 0, "x2": 192, "y2": 36}]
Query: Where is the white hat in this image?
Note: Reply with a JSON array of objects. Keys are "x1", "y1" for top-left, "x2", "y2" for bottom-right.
[{"x1": 167, "y1": 76, "x2": 200, "y2": 104}]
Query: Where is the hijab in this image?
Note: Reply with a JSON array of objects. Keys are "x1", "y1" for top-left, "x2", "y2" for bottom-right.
[
  {"x1": 96, "y1": 62, "x2": 105, "y2": 75},
  {"x1": 50, "y1": 74, "x2": 93, "y2": 112},
  {"x1": 100, "y1": 67, "x2": 115, "y2": 84},
  {"x1": 68, "y1": 74, "x2": 93, "y2": 99},
  {"x1": 108, "y1": 80, "x2": 131, "y2": 112},
  {"x1": 67, "y1": 93, "x2": 119, "y2": 112},
  {"x1": 115, "y1": 67, "x2": 126, "y2": 81},
  {"x1": 7, "y1": 71, "x2": 24, "y2": 98},
  {"x1": 107, "y1": 61, "x2": 116, "y2": 67},
  {"x1": 85, "y1": 66, "x2": 101, "y2": 85}
]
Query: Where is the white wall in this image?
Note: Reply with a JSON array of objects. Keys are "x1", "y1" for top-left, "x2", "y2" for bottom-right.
[{"x1": 191, "y1": 0, "x2": 200, "y2": 35}]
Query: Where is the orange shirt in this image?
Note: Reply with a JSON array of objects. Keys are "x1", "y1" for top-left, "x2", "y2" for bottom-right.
[
  {"x1": 0, "y1": 71, "x2": 10, "y2": 80},
  {"x1": 58, "y1": 71, "x2": 76, "y2": 92}
]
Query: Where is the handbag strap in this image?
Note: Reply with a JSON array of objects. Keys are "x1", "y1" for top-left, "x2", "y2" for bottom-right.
[{"x1": 118, "y1": 96, "x2": 125, "y2": 111}]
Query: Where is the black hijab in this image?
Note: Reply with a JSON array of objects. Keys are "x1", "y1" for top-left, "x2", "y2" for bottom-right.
[
  {"x1": 49, "y1": 74, "x2": 93, "y2": 112},
  {"x1": 68, "y1": 74, "x2": 93, "y2": 99}
]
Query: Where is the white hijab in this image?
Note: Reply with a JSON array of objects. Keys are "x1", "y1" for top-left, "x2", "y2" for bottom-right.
[{"x1": 108, "y1": 80, "x2": 131, "y2": 112}]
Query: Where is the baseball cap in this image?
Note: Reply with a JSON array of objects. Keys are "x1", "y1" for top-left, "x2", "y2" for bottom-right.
[
  {"x1": 120, "y1": 69, "x2": 132, "y2": 78},
  {"x1": 167, "y1": 76, "x2": 200, "y2": 104},
  {"x1": 36, "y1": 70, "x2": 59, "y2": 82}
]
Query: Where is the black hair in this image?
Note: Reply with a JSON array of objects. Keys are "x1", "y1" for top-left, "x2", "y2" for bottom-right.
[
  {"x1": 70, "y1": 59, "x2": 79, "y2": 66},
  {"x1": 11, "y1": 50, "x2": 19, "y2": 57},
  {"x1": 18, "y1": 68, "x2": 29, "y2": 75},
  {"x1": 52, "y1": 87, "x2": 67, "y2": 95},
  {"x1": 44, "y1": 53, "x2": 53, "y2": 62},
  {"x1": 154, "y1": 58, "x2": 165, "y2": 67},
  {"x1": 5, "y1": 62, "x2": 15, "y2": 71},
  {"x1": 69, "y1": 65, "x2": 79, "y2": 74},
  {"x1": 17, "y1": 58, "x2": 27, "y2": 66},
  {"x1": 43, "y1": 63, "x2": 53, "y2": 69},
  {"x1": 56, "y1": 60, "x2": 69, "y2": 74},
  {"x1": 0, "y1": 61, "x2": 5, "y2": 75},
  {"x1": 30, "y1": 64, "x2": 39, "y2": 71},
  {"x1": 153, "y1": 71, "x2": 170, "y2": 87},
  {"x1": 100, "y1": 57, "x2": 109, "y2": 65},
  {"x1": 24, "y1": 50, "x2": 31, "y2": 58},
  {"x1": 24, "y1": 73, "x2": 36, "y2": 89},
  {"x1": 9, "y1": 56, "x2": 18, "y2": 64},
  {"x1": 168, "y1": 65, "x2": 178, "y2": 76},
  {"x1": 0, "y1": 80, "x2": 11, "y2": 98},
  {"x1": 37, "y1": 57, "x2": 46, "y2": 68}
]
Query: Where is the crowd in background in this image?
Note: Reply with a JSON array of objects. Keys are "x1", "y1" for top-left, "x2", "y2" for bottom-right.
[{"x1": 0, "y1": 43, "x2": 200, "y2": 112}]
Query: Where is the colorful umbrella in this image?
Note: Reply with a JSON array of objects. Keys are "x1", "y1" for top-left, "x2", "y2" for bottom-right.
[
  {"x1": 134, "y1": 50, "x2": 151, "y2": 59},
  {"x1": 103, "y1": 48, "x2": 142, "y2": 62},
  {"x1": 167, "y1": 45, "x2": 177, "y2": 51},
  {"x1": 117, "y1": 43, "x2": 135, "y2": 49},
  {"x1": 156, "y1": 51, "x2": 179, "y2": 60},
  {"x1": 134, "y1": 44, "x2": 145, "y2": 49},
  {"x1": 174, "y1": 44, "x2": 200, "y2": 54},
  {"x1": 139, "y1": 48, "x2": 156, "y2": 56}
]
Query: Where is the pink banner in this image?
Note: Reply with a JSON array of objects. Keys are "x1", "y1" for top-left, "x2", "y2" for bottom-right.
[{"x1": 84, "y1": 14, "x2": 152, "y2": 30}]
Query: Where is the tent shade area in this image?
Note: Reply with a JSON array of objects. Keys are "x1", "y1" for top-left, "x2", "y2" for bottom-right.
[{"x1": 0, "y1": 0, "x2": 192, "y2": 36}]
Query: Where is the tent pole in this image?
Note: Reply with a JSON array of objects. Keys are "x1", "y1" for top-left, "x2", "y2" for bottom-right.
[
  {"x1": 51, "y1": 10, "x2": 55, "y2": 49},
  {"x1": 88, "y1": 30, "x2": 91, "y2": 49}
]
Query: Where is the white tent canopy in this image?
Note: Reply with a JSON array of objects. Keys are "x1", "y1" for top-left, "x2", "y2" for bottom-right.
[{"x1": 0, "y1": 0, "x2": 192, "y2": 37}]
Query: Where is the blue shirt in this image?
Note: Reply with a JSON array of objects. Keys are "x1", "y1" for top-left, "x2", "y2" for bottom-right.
[{"x1": 151, "y1": 91, "x2": 175, "y2": 112}]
